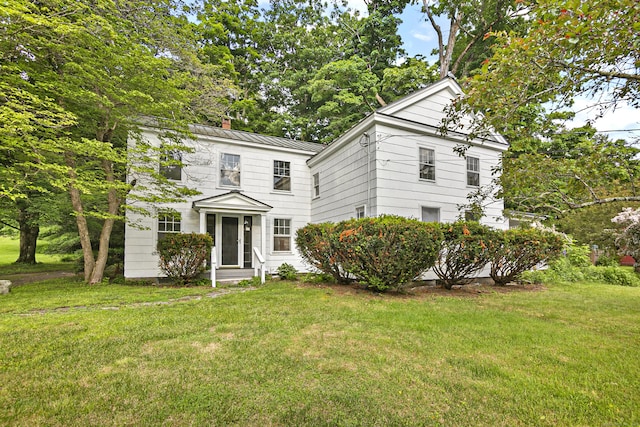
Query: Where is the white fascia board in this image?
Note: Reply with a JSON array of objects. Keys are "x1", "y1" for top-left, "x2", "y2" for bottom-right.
[
  {"x1": 307, "y1": 115, "x2": 376, "y2": 167},
  {"x1": 374, "y1": 114, "x2": 509, "y2": 152}
]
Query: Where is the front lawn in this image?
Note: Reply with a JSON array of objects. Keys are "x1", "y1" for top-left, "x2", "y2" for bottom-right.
[
  {"x1": 1, "y1": 278, "x2": 639, "y2": 426},
  {"x1": 0, "y1": 236, "x2": 73, "y2": 274}
]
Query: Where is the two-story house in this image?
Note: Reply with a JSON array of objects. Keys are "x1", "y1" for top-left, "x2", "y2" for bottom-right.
[{"x1": 124, "y1": 78, "x2": 508, "y2": 279}]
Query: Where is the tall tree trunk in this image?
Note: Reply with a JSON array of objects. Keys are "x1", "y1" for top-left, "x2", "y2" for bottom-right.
[
  {"x1": 66, "y1": 154, "x2": 95, "y2": 282},
  {"x1": 15, "y1": 199, "x2": 39, "y2": 264},
  {"x1": 89, "y1": 160, "x2": 120, "y2": 284}
]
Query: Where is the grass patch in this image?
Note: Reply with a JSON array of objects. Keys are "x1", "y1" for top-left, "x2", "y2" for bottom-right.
[
  {"x1": 0, "y1": 236, "x2": 73, "y2": 274},
  {"x1": 0, "y1": 279, "x2": 639, "y2": 425}
]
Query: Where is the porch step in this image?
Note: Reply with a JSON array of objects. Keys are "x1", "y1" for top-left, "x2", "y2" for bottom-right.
[{"x1": 208, "y1": 268, "x2": 256, "y2": 283}]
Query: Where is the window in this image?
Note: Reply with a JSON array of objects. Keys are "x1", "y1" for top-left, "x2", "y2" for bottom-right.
[
  {"x1": 273, "y1": 218, "x2": 291, "y2": 252},
  {"x1": 467, "y1": 156, "x2": 480, "y2": 187},
  {"x1": 220, "y1": 153, "x2": 240, "y2": 187},
  {"x1": 419, "y1": 148, "x2": 435, "y2": 181},
  {"x1": 421, "y1": 207, "x2": 440, "y2": 223},
  {"x1": 313, "y1": 172, "x2": 320, "y2": 197},
  {"x1": 273, "y1": 160, "x2": 291, "y2": 191},
  {"x1": 158, "y1": 212, "x2": 181, "y2": 241},
  {"x1": 160, "y1": 150, "x2": 182, "y2": 181},
  {"x1": 355, "y1": 206, "x2": 366, "y2": 219}
]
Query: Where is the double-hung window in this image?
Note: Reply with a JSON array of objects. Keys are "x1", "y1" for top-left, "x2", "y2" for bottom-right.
[
  {"x1": 273, "y1": 160, "x2": 291, "y2": 191},
  {"x1": 158, "y1": 212, "x2": 181, "y2": 241},
  {"x1": 273, "y1": 218, "x2": 291, "y2": 252},
  {"x1": 160, "y1": 150, "x2": 182, "y2": 181},
  {"x1": 467, "y1": 156, "x2": 480, "y2": 187},
  {"x1": 355, "y1": 206, "x2": 366, "y2": 219},
  {"x1": 419, "y1": 148, "x2": 435, "y2": 181},
  {"x1": 313, "y1": 173, "x2": 320, "y2": 197},
  {"x1": 220, "y1": 153, "x2": 240, "y2": 187}
]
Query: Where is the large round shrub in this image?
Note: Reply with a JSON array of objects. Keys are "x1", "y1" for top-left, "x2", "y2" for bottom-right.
[
  {"x1": 334, "y1": 215, "x2": 443, "y2": 292},
  {"x1": 295, "y1": 222, "x2": 351, "y2": 284},
  {"x1": 433, "y1": 221, "x2": 494, "y2": 289},
  {"x1": 487, "y1": 228, "x2": 564, "y2": 285},
  {"x1": 157, "y1": 233, "x2": 213, "y2": 285}
]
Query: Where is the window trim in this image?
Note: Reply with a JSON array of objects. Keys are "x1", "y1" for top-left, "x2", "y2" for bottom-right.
[
  {"x1": 273, "y1": 218, "x2": 292, "y2": 253},
  {"x1": 466, "y1": 156, "x2": 480, "y2": 187},
  {"x1": 312, "y1": 172, "x2": 320, "y2": 198},
  {"x1": 273, "y1": 160, "x2": 291, "y2": 192},
  {"x1": 421, "y1": 206, "x2": 440, "y2": 223},
  {"x1": 219, "y1": 152, "x2": 241, "y2": 188},
  {"x1": 419, "y1": 147, "x2": 436, "y2": 182}
]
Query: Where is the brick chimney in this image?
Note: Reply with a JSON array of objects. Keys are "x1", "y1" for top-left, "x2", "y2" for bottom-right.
[{"x1": 221, "y1": 118, "x2": 231, "y2": 130}]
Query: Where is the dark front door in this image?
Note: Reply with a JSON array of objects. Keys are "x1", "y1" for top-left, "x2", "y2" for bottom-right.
[
  {"x1": 205, "y1": 214, "x2": 216, "y2": 268},
  {"x1": 222, "y1": 217, "x2": 239, "y2": 266},
  {"x1": 243, "y1": 216, "x2": 252, "y2": 268}
]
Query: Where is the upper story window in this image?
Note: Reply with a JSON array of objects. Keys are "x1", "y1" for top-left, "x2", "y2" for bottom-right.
[
  {"x1": 355, "y1": 205, "x2": 365, "y2": 219},
  {"x1": 160, "y1": 150, "x2": 182, "y2": 181},
  {"x1": 419, "y1": 148, "x2": 435, "y2": 181},
  {"x1": 220, "y1": 153, "x2": 240, "y2": 187},
  {"x1": 273, "y1": 218, "x2": 291, "y2": 252},
  {"x1": 313, "y1": 172, "x2": 320, "y2": 197},
  {"x1": 467, "y1": 156, "x2": 480, "y2": 187},
  {"x1": 273, "y1": 160, "x2": 291, "y2": 191},
  {"x1": 158, "y1": 212, "x2": 181, "y2": 241},
  {"x1": 421, "y1": 207, "x2": 440, "y2": 223}
]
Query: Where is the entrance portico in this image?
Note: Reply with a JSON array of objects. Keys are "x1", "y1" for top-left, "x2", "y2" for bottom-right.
[{"x1": 192, "y1": 191, "x2": 272, "y2": 269}]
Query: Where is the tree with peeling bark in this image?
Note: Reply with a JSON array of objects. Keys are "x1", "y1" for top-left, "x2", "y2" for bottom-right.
[
  {"x1": 2, "y1": 0, "x2": 230, "y2": 282},
  {"x1": 418, "y1": 0, "x2": 526, "y2": 78}
]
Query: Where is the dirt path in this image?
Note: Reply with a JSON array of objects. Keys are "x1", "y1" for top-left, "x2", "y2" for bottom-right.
[{"x1": 2, "y1": 271, "x2": 78, "y2": 286}]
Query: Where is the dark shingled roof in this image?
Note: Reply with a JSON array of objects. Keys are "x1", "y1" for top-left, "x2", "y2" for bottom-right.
[{"x1": 189, "y1": 124, "x2": 326, "y2": 154}]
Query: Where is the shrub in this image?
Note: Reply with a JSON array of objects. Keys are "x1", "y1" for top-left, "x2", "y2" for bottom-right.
[
  {"x1": 277, "y1": 263, "x2": 298, "y2": 280},
  {"x1": 593, "y1": 266, "x2": 640, "y2": 287},
  {"x1": 334, "y1": 215, "x2": 442, "y2": 292},
  {"x1": 157, "y1": 233, "x2": 213, "y2": 285},
  {"x1": 295, "y1": 223, "x2": 351, "y2": 284},
  {"x1": 433, "y1": 221, "x2": 493, "y2": 289},
  {"x1": 488, "y1": 228, "x2": 564, "y2": 285},
  {"x1": 595, "y1": 254, "x2": 620, "y2": 267}
]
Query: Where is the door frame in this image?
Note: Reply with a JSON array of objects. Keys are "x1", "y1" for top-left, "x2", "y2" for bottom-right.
[{"x1": 221, "y1": 215, "x2": 241, "y2": 267}]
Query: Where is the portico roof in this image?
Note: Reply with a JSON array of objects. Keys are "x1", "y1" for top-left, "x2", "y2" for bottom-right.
[{"x1": 192, "y1": 191, "x2": 273, "y2": 213}]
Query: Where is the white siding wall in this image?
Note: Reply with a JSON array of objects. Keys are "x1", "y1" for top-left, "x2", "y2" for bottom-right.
[
  {"x1": 372, "y1": 123, "x2": 506, "y2": 229},
  {"x1": 310, "y1": 125, "x2": 376, "y2": 223},
  {"x1": 124, "y1": 130, "x2": 316, "y2": 278}
]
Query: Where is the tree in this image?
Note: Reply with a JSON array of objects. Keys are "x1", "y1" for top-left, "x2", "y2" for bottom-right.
[
  {"x1": 612, "y1": 208, "x2": 640, "y2": 270},
  {"x1": 443, "y1": 0, "x2": 640, "y2": 215},
  {"x1": 448, "y1": 0, "x2": 639, "y2": 134},
  {"x1": 417, "y1": 0, "x2": 526, "y2": 78},
  {"x1": 3, "y1": 0, "x2": 230, "y2": 282}
]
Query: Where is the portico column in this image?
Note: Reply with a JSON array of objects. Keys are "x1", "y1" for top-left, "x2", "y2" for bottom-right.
[
  {"x1": 261, "y1": 213, "x2": 267, "y2": 262},
  {"x1": 199, "y1": 211, "x2": 206, "y2": 234}
]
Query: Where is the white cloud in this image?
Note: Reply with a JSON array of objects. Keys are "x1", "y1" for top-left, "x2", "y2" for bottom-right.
[
  {"x1": 567, "y1": 97, "x2": 640, "y2": 142},
  {"x1": 412, "y1": 31, "x2": 433, "y2": 42}
]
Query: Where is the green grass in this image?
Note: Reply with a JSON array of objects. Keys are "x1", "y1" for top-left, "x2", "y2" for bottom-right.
[
  {"x1": 1, "y1": 279, "x2": 639, "y2": 426},
  {"x1": 0, "y1": 236, "x2": 74, "y2": 274}
]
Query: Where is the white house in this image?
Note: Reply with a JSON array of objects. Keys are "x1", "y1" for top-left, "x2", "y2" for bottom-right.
[{"x1": 124, "y1": 78, "x2": 508, "y2": 279}]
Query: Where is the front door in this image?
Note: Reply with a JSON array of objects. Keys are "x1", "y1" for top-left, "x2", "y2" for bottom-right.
[{"x1": 221, "y1": 216, "x2": 239, "y2": 266}]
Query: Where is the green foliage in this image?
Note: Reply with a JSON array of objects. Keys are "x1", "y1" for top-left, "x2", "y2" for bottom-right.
[
  {"x1": 297, "y1": 216, "x2": 443, "y2": 292},
  {"x1": 595, "y1": 255, "x2": 619, "y2": 267},
  {"x1": 276, "y1": 263, "x2": 298, "y2": 281},
  {"x1": 302, "y1": 272, "x2": 336, "y2": 284},
  {"x1": 487, "y1": 228, "x2": 565, "y2": 285},
  {"x1": 295, "y1": 222, "x2": 351, "y2": 284},
  {"x1": 433, "y1": 221, "x2": 493, "y2": 289},
  {"x1": 156, "y1": 233, "x2": 213, "y2": 286},
  {"x1": 565, "y1": 243, "x2": 592, "y2": 267},
  {"x1": 334, "y1": 216, "x2": 443, "y2": 292}
]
